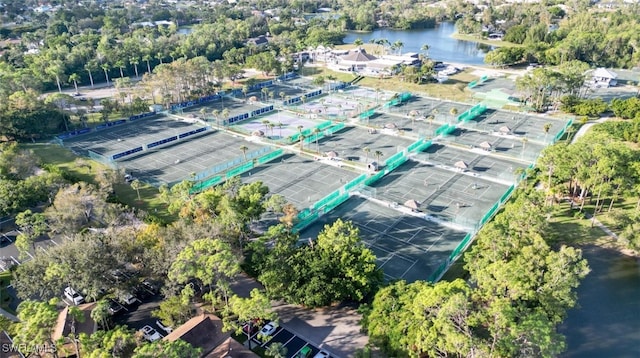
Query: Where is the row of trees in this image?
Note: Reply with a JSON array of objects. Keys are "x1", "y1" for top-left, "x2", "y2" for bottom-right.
[
  {"x1": 363, "y1": 190, "x2": 589, "y2": 357},
  {"x1": 480, "y1": 5, "x2": 640, "y2": 68}
]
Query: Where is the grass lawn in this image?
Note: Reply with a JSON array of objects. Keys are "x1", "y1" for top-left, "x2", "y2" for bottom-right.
[
  {"x1": 23, "y1": 143, "x2": 176, "y2": 223},
  {"x1": 0, "y1": 271, "x2": 15, "y2": 315}
]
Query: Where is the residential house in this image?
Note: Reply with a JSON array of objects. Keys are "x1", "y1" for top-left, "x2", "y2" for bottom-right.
[
  {"x1": 163, "y1": 313, "x2": 257, "y2": 357},
  {"x1": 52, "y1": 303, "x2": 98, "y2": 357},
  {"x1": 246, "y1": 35, "x2": 269, "y2": 48},
  {"x1": 589, "y1": 68, "x2": 618, "y2": 88}
]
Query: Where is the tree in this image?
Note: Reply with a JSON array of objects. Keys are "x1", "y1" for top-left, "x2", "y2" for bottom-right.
[
  {"x1": 313, "y1": 127, "x2": 321, "y2": 153},
  {"x1": 152, "y1": 294, "x2": 194, "y2": 328},
  {"x1": 168, "y1": 238, "x2": 241, "y2": 308},
  {"x1": 543, "y1": 122, "x2": 552, "y2": 141},
  {"x1": 240, "y1": 145, "x2": 248, "y2": 161},
  {"x1": 15, "y1": 209, "x2": 47, "y2": 260},
  {"x1": 101, "y1": 63, "x2": 111, "y2": 85},
  {"x1": 78, "y1": 325, "x2": 137, "y2": 357},
  {"x1": 374, "y1": 150, "x2": 383, "y2": 164},
  {"x1": 266, "y1": 342, "x2": 288, "y2": 358},
  {"x1": 363, "y1": 147, "x2": 371, "y2": 163},
  {"x1": 91, "y1": 299, "x2": 112, "y2": 330},
  {"x1": 13, "y1": 300, "x2": 59, "y2": 357},
  {"x1": 69, "y1": 73, "x2": 81, "y2": 94},
  {"x1": 133, "y1": 340, "x2": 202, "y2": 358},
  {"x1": 131, "y1": 179, "x2": 142, "y2": 201},
  {"x1": 450, "y1": 107, "x2": 459, "y2": 121},
  {"x1": 226, "y1": 289, "x2": 276, "y2": 349}
]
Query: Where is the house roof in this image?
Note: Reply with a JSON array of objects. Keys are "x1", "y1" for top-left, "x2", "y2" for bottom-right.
[
  {"x1": 591, "y1": 68, "x2": 618, "y2": 79},
  {"x1": 341, "y1": 49, "x2": 377, "y2": 62},
  {"x1": 53, "y1": 303, "x2": 97, "y2": 341},
  {"x1": 204, "y1": 337, "x2": 259, "y2": 358},
  {"x1": 163, "y1": 314, "x2": 229, "y2": 355}
]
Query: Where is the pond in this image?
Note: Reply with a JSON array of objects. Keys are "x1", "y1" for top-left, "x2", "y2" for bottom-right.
[
  {"x1": 559, "y1": 243, "x2": 640, "y2": 357},
  {"x1": 342, "y1": 22, "x2": 489, "y2": 65}
]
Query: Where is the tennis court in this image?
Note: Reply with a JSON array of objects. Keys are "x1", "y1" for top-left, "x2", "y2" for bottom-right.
[
  {"x1": 439, "y1": 127, "x2": 547, "y2": 162},
  {"x1": 391, "y1": 96, "x2": 472, "y2": 120},
  {"x1": 366, "y1": 112, "x2": 449, "y2": 137},
  {"x1": 230, "y1": 110, "x2": 326, "y2": 140},
  {"x1": 369, "y1": 159, "x2": 509, "y2": 228},
  {"x1": 343, "y1": 86, "x2": 394, "y2": 104},
  {"x1": 295, "y1": 94, "x2": 362, "y2": 119},
  {"x1": 240, "y1": 153, "x2": 359, "y2": 208},
  {"x1": 318, "y1": 126, "x2": 414, "y2": 163},
  {"x1": 245, "y1": 83, "x2": 309, "y2": 102},
  {"x1": 464, "y1": 110, "x2": 569, "y2": 143},
  {"x1": 300, "y1": 197, "x2": 467, "y2": 282},
  {"x1": 118, "y1": 130, "x2": 268, "y2": 185},
  {"x1": 63, "y1": 115, "x2": 208, "y2": 158},
  {"x1": 415, "y1": 143, "x2": 528, "y2": 184}
]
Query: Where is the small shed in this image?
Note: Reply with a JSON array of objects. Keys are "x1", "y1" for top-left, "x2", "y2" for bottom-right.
[
  {"x1": 384, "y1": 123, "x2": 398, "y2": 129},
  {"x1": 454, "y1": 160, "x2": 469, "y2": 170},
  {"x1": 368, "y1": 161, "x2": 379, "y2": 171},
  {"x1": 479, "y1": 141, "x2": 492, "y2": 151},
  {"x1": 252, "y1": 130, "x2": 265, "y2": 137},
  {"x1": 325, "y1": 151, "x2": 339, "y2": 158},
  {"x1": 499, "y1": 126, "x2": 511, "y2": 135},
  {"x1": 404, "y1": 199, "x2": 420, "y2": 210}
]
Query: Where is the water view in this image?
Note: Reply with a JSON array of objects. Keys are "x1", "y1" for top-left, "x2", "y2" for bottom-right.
[{"x1": 342, "y1": 22, "x2": 489, "y2": 65}]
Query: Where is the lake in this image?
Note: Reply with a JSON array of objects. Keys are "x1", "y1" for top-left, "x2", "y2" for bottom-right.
[
  {"x1": 342, "y1": 22, "x2": 489, "y2": 65},
  {"x1": 559, "y1": 243, "x2": 640, "y2": 358}
]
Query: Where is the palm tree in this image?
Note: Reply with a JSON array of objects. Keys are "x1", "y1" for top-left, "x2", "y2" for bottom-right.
[
  {"x1": 354, "y1": 38, "x2": 364, "y2": 47},
  {"x1": 278, "y1": 122, "x2": 284, "y2": 138},
  {"x1": 130, "y1": 57, "x2": 140, "y2": 78},
  {"x1": 199, "y1": 108, "x2": 208, "y2": 120},
  {"x1": 299, "y1": 134, "x2": 306, "y2": 150},
  {"x1": 84, "y1": 61, "x2": 97, "y2": 88},
  {"x1": 143, "y1": 54, "x2": 152, "y2": 74},
  {"x1": 211, "y1": 109, "x2": 219, "y2": 127},
  {"x1": 115, "y1": 60, "x2": 126, "y2": 78},
  {"x1": 101, "y1": 63, "x2": 111, "y2": 85},
  {"x1": 363, "y1": 146, "x2": 371, "y2": 163},
  {"x1": 421, "y1": 44, "x2": 430, "y2": 59},
  {"x1": 374, "y1": 150, "x2": 383, "y2": 164},
  {"x1": 262, "y1": 119, "x2": 271, "y2": 133},
  {"x1": 313, "y1": 127, "x2": 321, "y2": 153},
  {"x1": 69, "y1": 73, "x2": 80, "y2": 94},
  {"x1": 261, "y1": 87, "x2": 270, "y2": 101},
  {"x1": 280, "y1": 91, "x2": 286, "y2": 103},
  {"x1": 269, "y1": 91, "x2": 275, "y2": 103},
  {"x1": 240, "y1": 145, "x2": 248, "y2": 161},
  {"x1": 543, "y1": 123, "x2": 552, "y2": 141},
  {"x1": 521, "y1": 137, "x2": 528, "y2": 157},
  {"x1": 221, "y1": 108, "x2": 230, "y2": 127},
  {"x1": 266, "y1": 342, "x2": 287, "y2": 358},
  {"x1": 91, "y1": 299, "x2": 111, "y2": 330},
  {"x1": 268, "y1": 122, "x2": 275, "y2": 137},
  {"x1": 393, "y1": 40, "x2": 404, "y2": 55},
  {"x1": 131, "y1": 179, "x2": 142, "y2": 201}
]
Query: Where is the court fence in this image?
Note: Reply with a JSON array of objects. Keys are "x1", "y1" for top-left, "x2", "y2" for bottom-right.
[
  {"x1": 189, "y1": 148, "x2": 285, "y2": 193},
  {"x1": 457, "y1": 103, "x2": 488, "y2": 123},
  {"x1": 303, "y1": 123, "x2": 346, "y2": 145},
  {"x1": 288, "y1": 120, "x2": 333, "y2": 144}
]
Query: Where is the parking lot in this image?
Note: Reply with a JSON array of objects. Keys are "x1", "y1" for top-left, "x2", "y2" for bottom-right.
[{"x1": 250, "y1": 324, "x2": 331, "y2": 358}]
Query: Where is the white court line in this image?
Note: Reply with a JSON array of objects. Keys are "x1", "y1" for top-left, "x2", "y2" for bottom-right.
[
  {"x1": 10, "y1": 256, "x2": 20, "y2": 265},
  {"x1": 399, "y1": 260, "x2": 419, "y2": 279}
]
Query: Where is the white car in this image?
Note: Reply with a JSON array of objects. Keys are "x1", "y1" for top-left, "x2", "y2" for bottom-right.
[
  {"x1": 259, "y1": 321, "x2": 279, "y2": 336},
  {"x1": 314, "y1": 350, "x2": 331, "y2": 358},
  {"x1": 156, "y1": 320, "x2": 173, "y2": 334},
  {"x1": 141, "y1": 325, "x2": 163, "y2": 342},
  {"x1": 64, "y1": 287, "x2": 85, "y2": 305}
]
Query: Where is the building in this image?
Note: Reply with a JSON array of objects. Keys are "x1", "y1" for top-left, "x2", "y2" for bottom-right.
[
  {"x1": 163, "y1": 314, "x2": 258, "y2": 357},
  {"x1": 588, "y1": 68, "x2": 618, "y2": 88},
  {"x1": 52, "y1": 303, "x2": 98, "y2": 357},
  {"x1": 246, "y1": 35, "x2": 269, "y2": 48}
]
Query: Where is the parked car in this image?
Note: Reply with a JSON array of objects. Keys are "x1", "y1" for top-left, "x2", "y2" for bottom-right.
[
  {"x1": 141, "y1": 325, "x2": 163, "y2": 342},
  {"x1": 295, "y1": 346, "x2": 312, "y2": 358},
  {"x1": 259, "y1": 321, "x2": 278, "y2": 336},
  {"x1": 156, "y1": 320, "x2": 173, "y2": 334},
  {"x1": 141, "y1": 279, "x2": 160, "y2": 295},
  {"x1": 313, "y1": 350, "x2": 331, "y2": 358},
  {"x1": 119, "y1": 292, "x2": 138, "y2": 306},
  {"x1": 108, "y1": 299, "x2": 125, "y2": 315},
  {"x1": 133, "y1": 284, "x2": 152, "y2": 301},
  {"x1": 64, "y1": 287, "x2": 85, "y2": 305}
]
